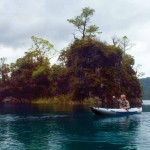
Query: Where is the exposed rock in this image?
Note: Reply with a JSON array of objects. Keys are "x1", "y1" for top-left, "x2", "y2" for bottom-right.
[{"x1": 2, "y1": 97, "x2": 30, "y2": 103}]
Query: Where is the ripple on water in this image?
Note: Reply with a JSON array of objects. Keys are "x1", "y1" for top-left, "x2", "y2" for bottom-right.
[
  {"x1": 1, "y1": 105, "x2": 150, "y2": 150},
  {"x1": 0, "y1": 114, "x2": 68, "y2": 123}
]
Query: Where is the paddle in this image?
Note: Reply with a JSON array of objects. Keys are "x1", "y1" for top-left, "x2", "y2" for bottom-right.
[{"x1": 125, "y1": 108, "x2": 129, "y2": 112}]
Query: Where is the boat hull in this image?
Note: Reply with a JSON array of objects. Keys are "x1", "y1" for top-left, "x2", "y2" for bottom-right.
[{"x1": 90, "y1": 107, "x2": 142, "y2": 116}]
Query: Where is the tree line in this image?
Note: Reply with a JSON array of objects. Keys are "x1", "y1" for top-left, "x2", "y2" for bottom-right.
[
  {"x1": 140, "y1": 77, "x2": 150, "y2": 100},
  {"x1": 0, "y1": 7, "x2": 142, "y2": 106}
]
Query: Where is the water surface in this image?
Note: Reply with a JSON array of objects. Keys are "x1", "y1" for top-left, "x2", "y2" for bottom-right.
[{"x1": 0, "y1": 101, "x2": 150, "y2": 150}]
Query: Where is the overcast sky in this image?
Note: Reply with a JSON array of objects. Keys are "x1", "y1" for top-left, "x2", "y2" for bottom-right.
[{"x1": 0, "y1": 0, "x2": 150, "y2": 77}]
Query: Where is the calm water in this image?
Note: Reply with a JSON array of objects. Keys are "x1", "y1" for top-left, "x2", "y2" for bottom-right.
[{"x1": 0, "y1": 101, "x2": 150, "y2": 150}]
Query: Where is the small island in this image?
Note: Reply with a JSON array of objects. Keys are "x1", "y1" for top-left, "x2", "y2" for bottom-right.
[{"x1": 0, "y1": 7, "x2": 142, "y2": 107}]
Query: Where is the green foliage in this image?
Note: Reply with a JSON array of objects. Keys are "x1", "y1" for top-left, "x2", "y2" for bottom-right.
[
  {"x1": 112, "y1": 36, "x2": 134, "y2": 53},
  {"x1": 0, "y1": 57, "x2": 10, "y2": 83},
  {"x1": 7, "y1": 36, "x2": 55, "y2": 99},
  {"x1": 67, "y1": 7, "x2": 100, "y2": 39},
  {"x1": 32, "y1": 66, "x2": 48, "y2": 78},
  {"x1": 0, "y1": 7, "x2": 142, "y2": 107},
  {"x1": 31, "y1": 36, "x2": 55, "y2": 59},
  {"x1": 59, "y1": 38, "x2": 142, "y2": 103},
  {"x1": 49, "y1": 64, "x2": 69, "y2": 97}
]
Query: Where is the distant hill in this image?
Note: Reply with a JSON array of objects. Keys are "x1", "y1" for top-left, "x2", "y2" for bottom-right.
[{"x1": 140, "y1": 77, "x2": 150, "y2": 100}]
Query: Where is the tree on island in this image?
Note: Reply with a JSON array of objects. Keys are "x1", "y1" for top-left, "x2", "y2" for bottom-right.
[
  {"x1": 0, "y1": 57, "x2": 10, "y2": 84},
  {"x1": 60, "y1": 7, "x2": 142, "y2": 106},
  {"x1": 0, "y1": 7, "x2": 142, "y2": 107},
  {"x1": 6, "y1": 37, "x2": 55, "y2": 100},
  {"x1": 67, "y1": 7, "x2": 100, "y2": 39}
]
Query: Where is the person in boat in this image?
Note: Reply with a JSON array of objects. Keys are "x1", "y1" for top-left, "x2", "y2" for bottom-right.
[
  {"x1": 118, "y1": 94, "x2": 130, "y2": 109},
  {"x1": 112, "y1": 94, "x2": 130, "y2": 109}
]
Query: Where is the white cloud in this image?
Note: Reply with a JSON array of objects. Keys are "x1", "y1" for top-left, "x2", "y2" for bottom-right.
[
  {"x1": 0, "y1": 0, "x2": 150, "y2": 77},
  {"x1": 0, "y1": 45, "x2": 26, "y2": 64}
]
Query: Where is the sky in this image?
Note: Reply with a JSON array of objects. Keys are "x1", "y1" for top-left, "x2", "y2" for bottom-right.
[{"x1": 0, "y1": 0, "x2": 150, "y2": 77}]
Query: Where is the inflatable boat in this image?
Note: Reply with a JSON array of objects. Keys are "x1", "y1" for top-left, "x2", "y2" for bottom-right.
[{"x1": 90, "y1": 107, "x2": 142, "y2": 116}]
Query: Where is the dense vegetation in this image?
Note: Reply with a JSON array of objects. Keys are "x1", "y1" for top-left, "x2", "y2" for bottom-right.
[
  {"x1": 140, "y1": 77, "x2": 150, "y2": 100},
  {"x1": 0, "y1": 7, "x2": 142, "y2": 106}
]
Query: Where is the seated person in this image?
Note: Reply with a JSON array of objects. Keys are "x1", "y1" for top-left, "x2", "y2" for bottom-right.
[
  {"x1": 112, "y1": 95, "x2": 130, "y2": 109},
  {"x1": 119, "y1": 94, "x2": 130, "y2": 109}
]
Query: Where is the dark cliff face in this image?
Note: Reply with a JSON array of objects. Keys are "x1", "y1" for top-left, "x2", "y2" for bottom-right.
[
  {"x1": 0, "y1": 86, "x2": 12, "y2": 101},
  {"x1": 0, "y1": 86, "x2": 28, "y2": 103},
  {"x1": 0, "y1": 86, "x2": 30, "y2": 103},
  {"x1": 140, "y1": 77, "x2": 150, "y2": 100}
]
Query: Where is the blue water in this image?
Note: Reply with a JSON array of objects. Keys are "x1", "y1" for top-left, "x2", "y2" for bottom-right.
[{"x1": 0, "y1": 101, "x2": 150, "y2": 150}]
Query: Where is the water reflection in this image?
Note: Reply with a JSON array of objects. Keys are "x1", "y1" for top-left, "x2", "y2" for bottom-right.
[
  {"x1": 0, "y1": 104, "x2": 143, "y2": 150},
  {"x1": 92, "y1": 115, "x2": 140, "y2": 149}
]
